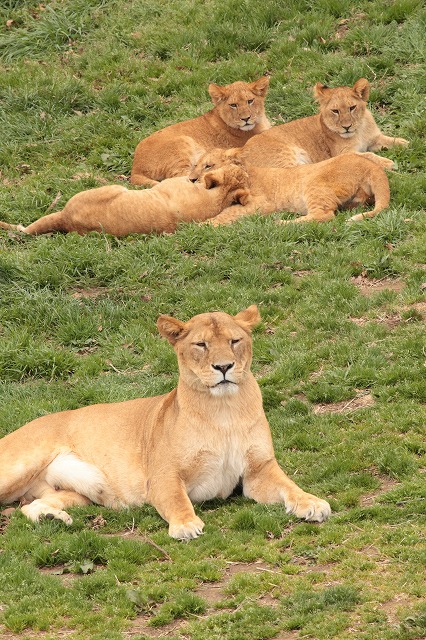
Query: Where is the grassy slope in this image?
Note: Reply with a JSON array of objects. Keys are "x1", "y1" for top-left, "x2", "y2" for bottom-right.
[{"x1": 0, "y1": 0, "x2": 425, "y2": 639}]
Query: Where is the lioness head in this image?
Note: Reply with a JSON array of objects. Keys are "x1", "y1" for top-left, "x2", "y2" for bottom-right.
[
  {"x1": 157, "y1": 305, "x2": 261, "y2": 396},
  {"x1": 202, "y1": 163, "x2": 250, "y2": 205},
  {"x1": 314, "y1": 78, "x2": 370, "y2": 138},
  {"x1": 208, "y1": 77, "x2": 270, "y2": 132},
  {"x1": 189, "y1": 148, "x2": 242, "y2": 183}
]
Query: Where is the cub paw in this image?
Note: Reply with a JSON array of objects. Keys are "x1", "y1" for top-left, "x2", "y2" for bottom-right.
[
  {"x1": 285, "y1": 492, "x2": 331, "y2": 523},
  {"x1": 168, "y1": 516, "x2": 205, "y2": 540},
  {"x1": 394, "y1": 137, "x2": 409, "y2": 146},
  {"x1": 21, "y1": 500, "x2": 73, "y2": 525}
]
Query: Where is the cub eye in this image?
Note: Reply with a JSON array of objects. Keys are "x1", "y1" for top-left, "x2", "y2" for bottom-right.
[
  {"x1": 331, "y1": 109, "x2": 339, "y2": 115},
  {"x1": 194, "y1": 341, "x2": 207, "y2": 348},
  {"x1": 204, "y1": 164, "x2": 212, "y2": 170},
  {"x1": 231, "y1": 338, "x2": 241, "y2": 346},
  {"x1": 247, "y1": 99, "x2": 254, "y2": 105},
  {"x1": 349, "y1": 105, "x2": 356, "y2": 112},
  {"x1": 229, "y1": 103, "x2": 238, "y2": 109}
]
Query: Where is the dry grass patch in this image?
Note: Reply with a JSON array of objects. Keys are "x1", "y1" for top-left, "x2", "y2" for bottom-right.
[
  {"x1": 351, "y1": 276, "x2": 405, "y2": 296},
  {"x1": 313, "y1": 390, "x2": 375, "y2": 415}
]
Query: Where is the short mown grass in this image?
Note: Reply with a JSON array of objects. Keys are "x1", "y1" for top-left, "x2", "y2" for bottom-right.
[{"x1": 0, "y1": 1, "x2": 425, "y2": 639}]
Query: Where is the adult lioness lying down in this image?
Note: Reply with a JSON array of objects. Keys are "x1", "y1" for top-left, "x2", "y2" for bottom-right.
[
  {"x1": 0, "y1": 306, "x2": 331, "y2": 539},
  {"x1": 0, "y1": 165, "x2": 249, "y2": 236},
  {"x1": 130, "y1": 76, "x2": 271, "y2": 187}
]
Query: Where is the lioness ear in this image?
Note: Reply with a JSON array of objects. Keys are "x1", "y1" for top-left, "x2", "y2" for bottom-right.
[
  {"x1": 353, "y1": 78, "x2": 370, "y2": 101},
  {"x1": 234, "y1": 305, "x2": 261, "y2": 332},
  {"x1": 157, "y1": 315, "x2": 187, "y2": 345},
  {"x1": 204, "y1": 169, "x2": 223, "y2": 189},
  {"x1": 250, "y1": 76, "x2": 270, "y2": 97},
  {"x1": 313, "y1": 82, "x2": 329, "y2": 102},
  {"x1": 208, "y1": 83, "x2": 226, "y2": 104},
  {"x1": 234, "y1": 188, "x2": 250, "y2": 206}
]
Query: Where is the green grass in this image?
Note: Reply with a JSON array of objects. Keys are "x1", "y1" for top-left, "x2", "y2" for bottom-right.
[{"x1": 0, "y1": 0, "x2": 425, "y2": 638}]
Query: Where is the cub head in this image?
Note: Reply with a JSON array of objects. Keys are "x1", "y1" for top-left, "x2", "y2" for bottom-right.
[
  {"x1": 202, "y1": 163, "x2": 250, "y2": 205},
  {"x1": 314, "y1": 78, "x2": 370, "y2": 138},
  {"x1": 189, "y1": 147, "x2": 242, "y2": 183},
  {"x1": 157, "y1": 305, "x2": 261, "y2": 396},
  {"x1": 208, "y1": 77, "x2": 270, "y2": 132}
]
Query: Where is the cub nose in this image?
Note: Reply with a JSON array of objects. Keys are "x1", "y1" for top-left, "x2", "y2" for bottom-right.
[
  {"x1": 212, "y1": 362, "x2": 234, "y2": 375},
  {"x1": 189, "y1": 177, "x2": 197, "y2": 183},
  {"x1": 241, "y1": 116, "x2": 251, "y2": 123},
  {"x1": 343, "y1": 125, "x2": 352, "y2": 131}
]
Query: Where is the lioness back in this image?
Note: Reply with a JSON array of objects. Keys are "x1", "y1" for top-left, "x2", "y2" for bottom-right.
[
  {"x1": 237, "y1": 78, "x2": 408, "y2": 169},
  {"x1": 130, "y1": 77, "x2": 270, "y2": 186}
]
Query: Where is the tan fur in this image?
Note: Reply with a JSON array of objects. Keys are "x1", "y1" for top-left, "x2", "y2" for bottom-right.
[
  {"x1": 0, "y1": 306, "x2": 331, "y2": 539},
  {"x1": 227, "y1": 78, "x2": 408, "y2": 169},
  {"x1": 130, "y1": 77, "x2": 271, "y2": 186},
  {"x1": 189, "y1": 149, "x2": 390, "y2": 224},
  {"x1": 0, "y1": 165, "x2": 250, "y2": 237}
]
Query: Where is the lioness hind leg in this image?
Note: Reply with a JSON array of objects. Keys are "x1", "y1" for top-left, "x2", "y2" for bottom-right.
[
  {"x1": 243, "y1": 459, "x2": 331, "y2": 523},
  {"x1": 21, "y1": 489, "x2": 91, "y2": 525}
]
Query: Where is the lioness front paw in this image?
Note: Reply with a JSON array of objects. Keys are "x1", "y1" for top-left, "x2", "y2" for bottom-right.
[
  {"x1": 21, "y1": 500, "x2": 73, "y2": 525},
  {"x1": 168, "y1": 516, "x2": 205, "y2": 540},
  {"x1": 285, "y1": 492, "x2": 331, "y2": 523}
]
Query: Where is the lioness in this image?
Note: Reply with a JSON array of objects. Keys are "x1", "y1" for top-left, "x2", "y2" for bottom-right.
[
  {"x1": 228, "y1": 78, "x2": 408, "y2": 169},
  {"x1": 0, "y1": 306, "x2": 331, "y2": 539},
  {"x1": 0, "y1": 165, "x2": 249, "y2": 236},
  {"x1": 130, "y1": 77, "x2": 271, "y2": 187},
  {"x1": 189, "y1": 149, "x2": 391, "y2": 224}
]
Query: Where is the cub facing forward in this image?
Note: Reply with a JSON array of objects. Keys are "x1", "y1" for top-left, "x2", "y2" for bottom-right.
[
  {"x1": 0, "y1": 305, "x2": 331, "y2": 539},
  {"x1": 0, "y1": 165, "x2": 249, "y2": 237},
  {"x1": 234, "y1": 78, "x2": 408, "y2": 169},
  {"x1": 130, "y1": 77, "x2": 270, "y2": 186},
  {"x1": 189, "y1": 148, "x2": 390, "y2": 224}
]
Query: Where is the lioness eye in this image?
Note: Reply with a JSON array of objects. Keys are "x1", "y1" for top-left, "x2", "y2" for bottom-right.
[
  {"x1": 247, "y1": 99, "x2": 254, "y2": 105},
  {"x1": 229, "y1": 103, "x2": 237, "y2": 109},
  {"x1": 204, "y1": 164, "x2": 212, "y2": 170},
  {"x1": 231, "y1": 338, "x2": 241, "y2": 346},
  {"x1": 195, "y1": 341, "x2": 207, "y2": 348},
  {"x1": 331, "y1": 109, "x2": 339, "y2": 114},
  {"x1": 349, "y1": 105, "x2": 356, "y2": 112}
]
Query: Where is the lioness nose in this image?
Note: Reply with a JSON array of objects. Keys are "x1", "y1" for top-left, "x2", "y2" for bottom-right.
[
  {"x1": 343, "y1": 125, "x2": 351, "y2": 131},
  {"x1": 212, "y1": 362, "x2": 234, "y2": 375},
  {"x1": 189, "y1": 177, "x2": 197, "y2": 183},
  {"x1": 241, "y1": 116, "x2": 250, "y2": 123}
]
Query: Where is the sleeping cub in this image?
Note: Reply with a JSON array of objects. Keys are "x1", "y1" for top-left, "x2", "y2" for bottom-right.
[
  {"x1": 189, "y1": 149, "x2": 390, "y2": 224},
  {"x1": 0, "y1": 165, "x2": 249, "y2": 236}
]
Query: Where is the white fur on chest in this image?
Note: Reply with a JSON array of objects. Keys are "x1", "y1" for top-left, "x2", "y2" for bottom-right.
[{"x1": 185, "y1": 414, "x2": 248, "y2": 502}]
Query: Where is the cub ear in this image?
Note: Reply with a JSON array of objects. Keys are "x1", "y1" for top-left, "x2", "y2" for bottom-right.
[
  {"x1": 250, "y1": 75, "x2": 270, "y2": 97},
  {"x1": 353, "y1": 78, "x2": 370, "y2": 101},
  {"x1": 234, "y1": 305, "x2": 261, "y2": 332},
  {"x1": 208, "y1": 83, "x2": 226, "y2": 104},
  {"x1": 204, "y1": 168, "x2": 224, "y2": 189},
  {"x1": 313, "y1": 82, "x2": 329, "y2": 102},
  {"x1": 157, "y1": 315, "x2": 187, "y2": 345},
  {"x1": 233, "y1": 188, "x2": 250, "y2": 206},
  {"x1": 224, "y1": 148, "x2": 243, "y2": 164}
]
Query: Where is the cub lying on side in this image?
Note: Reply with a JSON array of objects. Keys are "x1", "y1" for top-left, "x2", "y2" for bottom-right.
[
  {"x1": 0, "y1": 305, "x2": 331, "y2": 540},
  {"x1": 0, "y1": 165, "x2": 249, "y2": 237},
  {"x1": 189, "y1": 148, "x2": 391, "y2": 224},
  {"x1": 130, "y1": 76, "x2": 270, "y2": 187},
  {"x1": 233, "y1": 78, "x2": 408, "y2": 169}
]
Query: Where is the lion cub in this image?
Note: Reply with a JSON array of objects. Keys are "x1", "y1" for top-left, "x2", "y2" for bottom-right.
[
  {"x1": 0, "y1": 165, "x2": 249, "y2": 236},
  {"x1": 189, "y1": 148, "x2": 390, "y2": 224},
  {"x1": 0, "y1": 305, "x2": 331, "y2": 539},
  {"x1": 234, "y1": 78, "x2": 408, "y2": 169},
  {"x1": 130, "y1": 77, "x2": 270, "y2": 186}
]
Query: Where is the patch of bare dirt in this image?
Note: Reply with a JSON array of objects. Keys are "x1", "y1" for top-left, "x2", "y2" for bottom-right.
[
  {"x1": 123, "y1": 617, "x2": 188, "y2": 639},
  {"x1": 359, "y1": 477, "x2": 400, "y2": 507},
  {"x1": 313, "y1": 390, "x2": 375, "y2": 415},
  {"x1": 71, "y1": 287, "x2": 110, "y2": 299},
  {"x1": 351, "y1": 301, "x2": 426, "y2": 328},
  {"x1": 0, "y1": 627, "x2": 74, "y2": 639},
  {"x1": 351, "y1": 276, "x2": 405, "y2": 297}
]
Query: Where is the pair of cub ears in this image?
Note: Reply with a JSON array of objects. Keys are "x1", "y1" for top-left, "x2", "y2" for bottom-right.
[
  {"x1": 203, "y1": 167, "x2": 250, "y2": 206},
  {"x1": 157, "y1": 305, "x2": 261, "y2": 345},
  {"x1": 314, "y1": 77, "x2": 370, "y2": 102},
  {"x1": 209, "y1": 76, "x2": 270, "y2": 104}
]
